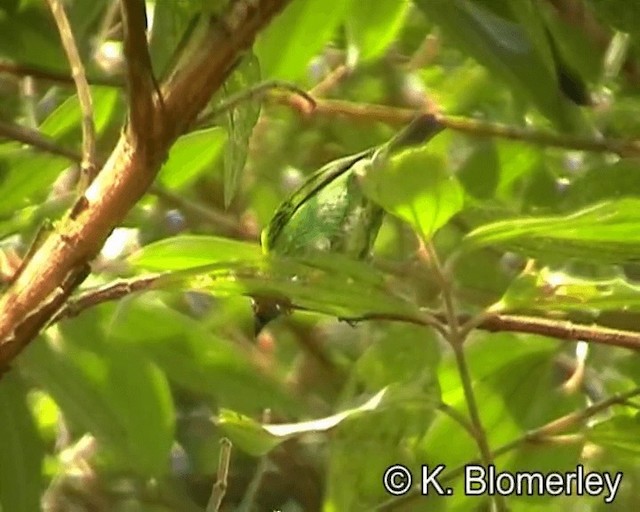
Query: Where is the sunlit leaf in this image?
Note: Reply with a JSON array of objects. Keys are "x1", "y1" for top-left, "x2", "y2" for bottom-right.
[
  {"x1": 180, "y1": 253, "x2": 421, "y2": 320},
  {"x1": 128, "y1": 235, "x2": 262, "y2": 270},
  {"x1": 587, "y1": 415, "x2": 640, "y2": 458},
  {"x1": 219, "y1": 53, "x2": 262, "y2": 207},
  {"x1": 0, "y1": 146, "x2": 68, "y2": 215},
  {"x1": 328, "y1": 382, "x2": 439, "y2": 510},
  {"x1": 39, "y1": 86, "x2": 120, "y2": 141},
  {"x1": 498, "y1": 268, "x2": 640, "y2": 313},
  {"x1": 101, "y1": 348, "x2": 175, "y2": 476},
  {"x1": 20, "y1": 310, "x2": 174, "y2": 476},
  {"x1": 463, "y1": 199, "x2": 640, "y2": 263},
  {"x1": 158, "y1": 127, "x2": 227, "y2": 189},
  {"x1": 361, "y1": 146, "x2": 464, "y2": 240},
  {"x1": 255, "y1": 0, "x2": 352, "y2": 80},
  {"x1": 347, "y1": 0, "x2": 409, "y2": 62},
  {"x1": 218, "y1": 388, "x2": 388, "y2": 456}
]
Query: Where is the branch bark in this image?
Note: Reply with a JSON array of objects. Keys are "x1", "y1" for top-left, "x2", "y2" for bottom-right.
[{"x1": 0, "y1": 0, "x2": 293, "y2": 374}]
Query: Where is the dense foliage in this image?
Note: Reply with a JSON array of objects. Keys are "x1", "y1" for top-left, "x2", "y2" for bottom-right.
[{"x1": 1, "y1": 0, "x2": 640, "y2": 511}]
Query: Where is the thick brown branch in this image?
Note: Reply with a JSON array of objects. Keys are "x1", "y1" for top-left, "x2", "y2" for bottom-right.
[
  {"x1": 119, "y1": 0, "x2": 156, "y2": 140},
  {"x1": 0, "y1": 0, "x2": 293, "y2": 374}
]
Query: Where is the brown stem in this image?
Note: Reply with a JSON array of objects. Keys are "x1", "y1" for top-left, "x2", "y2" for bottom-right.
[
  {"x1": 0, "y1": 60, "x2": 123, "y2": 87},
  {"x1": 46, "y1": 0, "x2": 98, "y2": 181},
  {"x1": 276, "y1": 96, "x2": 640, "y2": 156},
  {"x1": 0, "y1": 0, "x2": 294, "y2": 375},
  {"x1": 0, "y1": 119, "x2": 81, "y2": 161}
]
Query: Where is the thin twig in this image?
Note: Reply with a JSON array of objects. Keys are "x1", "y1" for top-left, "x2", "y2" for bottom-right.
[
  {"x1": 275, "y1": 96, "x2": 640, "y2": 156},
  {"x1": 0, "y1": 60, "x2": 123, "y2": 87},
  {"x1": 309, "y1": 64, "x2": 351, "y2": 97},
  {"x1": 49, "y1": 274, "x2": 162, "y2": 325},
  {"x1": 197, "y1": 79, "x2": 316, "y2": 128},
  {"x1": 46, "y1": 0, "x2": 98, "y2": 182},
  {"x1": 436, "y1": 402, "x2": 476, "y2": 440},
  {"x1": 150, "y1": 185, "x2": 248, "y2": 237},
  {"x1": 46, "y1": 270, "x2": 640, "y2": 352},
  {"x1": 238, "y1": 409, "x2": 272, "y2": 512},
  {"x1": 0, "y1": 119, "x2": 81, "y2": 161},
  {"x1": 421, "y1": 239, "x2": 506, "y2": 512},
  {"x1": 206, "y1": 438, "x2": 233, "y2": 512}
]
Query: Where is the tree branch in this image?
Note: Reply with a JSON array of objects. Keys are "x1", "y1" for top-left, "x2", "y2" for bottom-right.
[
  {"x1": 276, "y1": 96, "x2": 640, "y2": 156},
  {"x1": 0, "y1": 119, "x2": 81, "y2": 161},
  {"x1": 0, "y1": 60, "x2": 122, "y2": 87},
  {"x1": 46, "y1": 271, "x2": 640, "y2": 353},
  {"x1": 0, "y1": 0, "x2": 294, "y2": 375},
  {"x1": 119, "y1": 0, "x2": 157, "y2": 142}
]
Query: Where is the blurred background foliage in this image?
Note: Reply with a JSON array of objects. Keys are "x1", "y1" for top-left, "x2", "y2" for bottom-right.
[{"x1": 1, "y1": 0, "x2": 640, "y2": 511}]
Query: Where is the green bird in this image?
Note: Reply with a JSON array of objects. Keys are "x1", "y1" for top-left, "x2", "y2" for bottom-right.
[{"x1": 253, "y1": 113, "x2": 443, "y2": 334}]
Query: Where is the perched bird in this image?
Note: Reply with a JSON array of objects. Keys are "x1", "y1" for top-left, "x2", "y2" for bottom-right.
[{"x1": 253, "y1": 113, "x2": 443, "y2": 334}]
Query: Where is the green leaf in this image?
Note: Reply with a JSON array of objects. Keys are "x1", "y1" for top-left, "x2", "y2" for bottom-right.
[
  {"x1": 220, "y1": 53, "x2": 262, "y2": 207},
  {"x1": 456, "y1": 138, "x2": 500, "y2": 200},
  {"x1": 158, "y1": 127, "x2": 226, "y2": 189},
  {"x1": 108, "y1": 296, "x2": 301, "y2": 413},
  {"x1": 183, "y1": 253, "x2": 421, "y2": 320},
  {"x1": 39, "y1": 86, "x2": 120, "y2": 141},
  {"x1": 130, "y1": 247, "x2": 420, "y2": 322},
  {"x1": 347, "y1": 0, "x2": 410, "y2": 62},
  {"x1": 590, "y1": 0, "x2": 640, "y2": 36},
  {"x1": 148, "y1": 1, "x2": 200, "y2": 77},
  {"x1": 463, "y1": 199, "x2": 640, "y2": 263},
  {"x1": 102, "y1": 347, "x2": 175, "y2": 476},
  {"x1": 414, "y1": 0, "x2": 579, "y2": 129},
  {"x1": 0, "y1": 146, "x2": 68, "y2": 215},
  {"x1": 564, "y1": 158, "x2": 640, "y2": 208},
  {"x1": 0, "y1": 87, "x2": 120, "y2": 214},
  {"x1": 498, "y1": 268, "x2": 640, "y2": 313},
  {"x1": 218, "y1": 388, "x2": 388, "y2": 456},
  {"x1": 587, "y1": 415, "x2": 640, "y2": 458},
  {"x1": 0, "y1": 374, "x2": 43, "y2": 512},
  {"x1": 0, "y1": 8, "x2": 65, "y2": 69},
  {"x1": 255, "y1": 0, "x2": 352, "y2": 80},
  {"x1": 19, "y1": 334, "x2": 128, "y2": 458},
  {"x1": 419, "y1": 333, "x2": 583, "y2": 508},
  {"x1": 0, "y1": 193, "x2": 74, "y2": 240},
  {"x1": 328, "y1": 382, "x2": 439, "y2": 511},
  {"x1": 352, "y1": 324, "x2": 441, "y2": 391},
  {"x1": 421, "y1": 334, "x2": 563, "y2": 469},
  {"x1": 19, "y1": 309, "x2": 175, "y2": 476},
  {"x1": 360, "y1": 146, "x2": 464, "y2": 240},
  {"x1": 128, "y1": 235, "x2": 263, "y2": 270}
]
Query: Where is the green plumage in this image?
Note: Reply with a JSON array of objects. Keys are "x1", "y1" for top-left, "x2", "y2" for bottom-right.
[
  {"x1": 254, "y1": 114, "x2": 442, "y2": 333},
  {"x1": 262, "y1": 149, "x2": 383, "y2": 258}
]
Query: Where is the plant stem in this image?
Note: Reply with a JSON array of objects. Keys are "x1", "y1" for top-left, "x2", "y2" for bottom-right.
[
  {"x1": 206, "y1": 438, "x2": 233, "y2": 512},
  {"x1": 421, "y1": 240, "x2": 507, "y2": 512}
]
